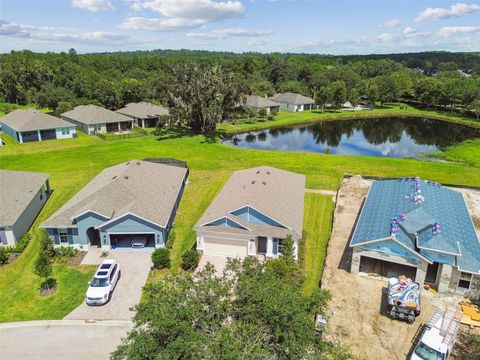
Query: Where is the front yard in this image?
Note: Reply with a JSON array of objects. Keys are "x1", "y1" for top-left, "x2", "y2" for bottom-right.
[{"x1": 1, "y1": 107, "x2": 480, "y2": 322}]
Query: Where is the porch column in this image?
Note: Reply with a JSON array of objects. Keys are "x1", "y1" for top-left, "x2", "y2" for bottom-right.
[
  {"x1": 266, "y1": 236, "x2": 273, "y2": 258},
  {"x1": 118, "y1": 122, "x2": 121, "y2": 131},
  {"x1": 37, "y1": 130, "x2": 42, "y2": 141},
  {"x1": 248, "y1": 239, "x2": 256, "y2": 256},
  {"x1": 196, "y1": 236, "x2": 204, "y2": 252},
  {"x1": 351, "y1": 248, "x2": 361, "y2": 274},
  {"x1": 415, "y1": 260, "x2": 428, "y2": 287},
  {"x1": 437, "y1": 264, "x2": 453, "y2": 293}
]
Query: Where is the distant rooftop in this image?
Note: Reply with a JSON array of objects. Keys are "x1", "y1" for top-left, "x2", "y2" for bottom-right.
[
  {"x1": 61, "y1": 105, "x2": 133, "y2": 125},
  {"x1": 0, "y1": 109, "x2": 74, "y2": 132},
  {"x1": 116, "y1": 102, "x2": 169, "y2": 119},
  {"x1": 350, "y1": 178, "x2": 480, "y2": 274},
  {"x1": 0, "y1": 170, "x2": 49, "y2": 226},
  {"x1": 246, "y1": 95, "x2": 279, "y2": 109},
  {"x1": 269, "y1": 92, "x2": 315, "y2": 105}
]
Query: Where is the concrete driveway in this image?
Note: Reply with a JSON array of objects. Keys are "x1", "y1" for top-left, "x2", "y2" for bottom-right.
[
  {"x1": 196, "y1": 255, "x2": 229, "y2": 275},
  {"x1": 65, "y1": 248, "x2": 152, "y2": 321},
  {"x1": 0, "y1": 320, "x2": 132, "y2": 360}
]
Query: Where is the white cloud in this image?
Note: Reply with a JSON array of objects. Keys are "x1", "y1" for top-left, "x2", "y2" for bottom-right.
[
  {"x1": 71, "y1": 0, "x2": 115, "y2": 12},
  {"x1": 415, "y1": 2, "x2": 480, "y2": 22},
  {"x1": 438, "y1": 26, "x2": 480, "y2": 37},
  {"x1": 403, "y1": 26, "x2": 417, "y2": 34},
  {"x1": 187, "y1": 27, "x2": 272, "y2": 39},
  {"x1": 0, "y1": 19, "x2": 160, "y2": 47},
  {"x1": 120, "y1": 0, "x2": 244, "y2": 31},
  {"x1": 247, "y1": 39, "x2": 268, "y2": 46},
  {"x1": 384, "y1": 18, "x2": 401, "y2": 27}
]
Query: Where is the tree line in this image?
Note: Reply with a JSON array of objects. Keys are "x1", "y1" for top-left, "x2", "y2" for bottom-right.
[{"x1": 0, "y1": 49, "x2": 479, "y2": 133}]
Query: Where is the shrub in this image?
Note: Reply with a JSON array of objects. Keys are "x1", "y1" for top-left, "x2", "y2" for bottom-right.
[
  {"x1": 267, "y1": 114, "x2": 274, "y2": 121},
  {"x1": 55, "y1": 246, "x2": 77, "y2": 257},
  {"x1": 270, "y1": 108, "x2": 279, "y2": 116},
  {"x1": 152, "y1": 248, "x2": 171, "y2": 269},
  {"x1": 40, "y1": 235, "x2": 55, "y2": 258},
  {"x1": 0, "y1": 247, "x2": 8, "y2": 265},
  {"x1": 181, "y1": 249, "x2": 199, "y2": 271},
  {"x1": 166, "y1": 229, "x2": 175, "y2": 249},
  {"x1": 13, "y1": 234, "x2": 31, "y2": 253},
  {"x1": 258, "y1": 108, "x2": 267, "y2": 118}
]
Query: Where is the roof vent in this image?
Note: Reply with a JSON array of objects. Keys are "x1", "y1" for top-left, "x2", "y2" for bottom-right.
[
  {"x1": 262, "y1": 181, "x2": 266, "y2": 185},
  {"x1": 136, "y1": 161, "x2": 141, "y2": 165},
  {"x1": 256, "y1": 170, "x2": 260, "y2": 174},
  {"x1": 266, "y1": 171, "x2": 270, "y2": 175},
  {"x1": 251, "y1": 180, "x2": 256, "y2": 184},
  {"x1": 112, "y1": 176, "x2": 117, "y2": 180},
  {"x1": 126, "y1": 161, "x2": 130, "y2": 165},
  {"x1": 124, "y1": 176, "x2": 129, "y2": 180}
]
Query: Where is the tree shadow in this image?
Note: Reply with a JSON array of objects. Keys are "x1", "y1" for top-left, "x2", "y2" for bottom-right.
[{"x1": 155, "y1": 125, "x2": 195, "y2": 141}]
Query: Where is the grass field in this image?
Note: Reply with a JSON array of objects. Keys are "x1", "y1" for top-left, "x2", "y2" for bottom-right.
[{"x1": 0, "y1": 106, "x2": 479, "y2": 322}]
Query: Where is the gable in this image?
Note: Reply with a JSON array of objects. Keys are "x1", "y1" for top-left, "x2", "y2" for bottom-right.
[
  {"x1": 74, "y1": 210, "x2": 109, "y2": 222},
  {"x1": 359, "y1": 239, "x2": 425, "y2": 262},
  {"x1": 205, "y1": 217, "x2": 247, "y2": 229},
  {"x1": 96, "y1": 213, "x2": 164, "y2": 232},
  {"x1": 231, "y1": 206, "x2": 286, "y2": 228}
]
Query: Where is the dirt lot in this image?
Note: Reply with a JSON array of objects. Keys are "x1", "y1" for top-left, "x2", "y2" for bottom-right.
[{"x1": 321, "y1": 176, "x2": 480, "y2": 360}]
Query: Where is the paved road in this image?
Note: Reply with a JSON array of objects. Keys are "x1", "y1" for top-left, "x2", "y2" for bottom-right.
[
  {"x1": 65, "y1": 250, "x2": 151, "y2": 321},
  {"x1": 0, "y1": 320, "x2": 132, "y2": 360}
]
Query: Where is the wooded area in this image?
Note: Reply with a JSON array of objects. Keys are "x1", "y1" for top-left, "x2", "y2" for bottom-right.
[{"x1": 1, "y1": 49, "x2": 479, "y2": 127}]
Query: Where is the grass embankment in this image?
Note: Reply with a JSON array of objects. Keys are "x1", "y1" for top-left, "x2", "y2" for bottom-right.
[
  {"x1": 218, "y1": 103, "x2": 480, "y2": 134},
  {"x1": 0, "y1": 106, "x2": 479, "y2": 321}
]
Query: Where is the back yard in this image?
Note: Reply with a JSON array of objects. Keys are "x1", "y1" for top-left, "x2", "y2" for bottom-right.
[{"x1": 1, "y1": 106, "x2": 480, "y2": 322}]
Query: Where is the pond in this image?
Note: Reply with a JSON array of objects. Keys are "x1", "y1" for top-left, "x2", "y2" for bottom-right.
[{"x1": 223, "y1": 117, "x2": 480, "y2": 158}]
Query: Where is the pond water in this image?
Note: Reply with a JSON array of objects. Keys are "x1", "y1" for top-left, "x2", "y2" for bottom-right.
[{"x1": 223, "y1": 117, "x2": 480, "y2": 158}]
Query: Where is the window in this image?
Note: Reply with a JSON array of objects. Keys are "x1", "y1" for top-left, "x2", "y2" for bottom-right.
[
  {"x1": 61, "y1": 127, "x2": 70, "y2": 135},
  {"x1": 458, "y1": 272, "x2": 472, "y2": 290},
  {"x1": 59, "y1": 228, "x2": 69, "y2": 244}
]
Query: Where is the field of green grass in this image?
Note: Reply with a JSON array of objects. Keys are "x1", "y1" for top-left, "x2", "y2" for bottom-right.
[{"x1": 0, "y1": 106, "x2": 479, "y2": 322}]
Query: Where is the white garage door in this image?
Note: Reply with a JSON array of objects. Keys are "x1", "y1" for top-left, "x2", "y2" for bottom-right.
[{"x1": 203, "y1": 237, "x2": 249, "y2": 258}]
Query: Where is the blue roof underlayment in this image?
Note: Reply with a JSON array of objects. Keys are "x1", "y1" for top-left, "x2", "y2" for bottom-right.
[{"x1": 350, "y1": 178, "x2": 480, "y2": 274}]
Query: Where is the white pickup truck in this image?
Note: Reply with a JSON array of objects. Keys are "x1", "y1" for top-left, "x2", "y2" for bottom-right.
[{"x1": 410, "y1": 308, "x2": 461, "y2": 360}]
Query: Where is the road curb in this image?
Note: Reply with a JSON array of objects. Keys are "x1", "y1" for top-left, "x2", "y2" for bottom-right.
[{"x1": 0, "y1": 319, "x2": 133, "y2": 329}]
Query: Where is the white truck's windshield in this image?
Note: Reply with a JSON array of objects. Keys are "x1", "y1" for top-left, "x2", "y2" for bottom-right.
[{"x1": 414, "y1": 342, "x2": 444, "y2": 360}]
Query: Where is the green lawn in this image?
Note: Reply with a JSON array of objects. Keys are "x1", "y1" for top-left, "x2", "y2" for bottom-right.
[
  {"x1": 301, "y1": 194, "x2": 334, "y2": 295},
  {"x1": 0, "y1": 107, "x2": 479, "y2": 322}
]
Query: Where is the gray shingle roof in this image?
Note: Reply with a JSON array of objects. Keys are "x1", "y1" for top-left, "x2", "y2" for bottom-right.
[
  {"x1": 350, "y1": 178, "x2": 480, "y2": 274},
  {"x1": 0, "y1": 170, "x2": 49, "y2": 226},
  {"x1": 0, "y1": 109, "x2": 75, "y2": 132},
  {"x1": 115, "y1": 102, "x2": 169, "y2": 119},
  {"x1": 196, "y1": 166, "x2": 305, "y2": 238},
  {"x1": 61, "y1": 105, "x2": 133, "y2": 125},
  {"x1": 41, "y1": 160, "x2": 187, "y2": 229},
  {"x1": 246, "y1": 95, "x2": 279, "y2": 109},
  {"x1": 269, "y1": 92, "x2": 315, "y2": 105}
]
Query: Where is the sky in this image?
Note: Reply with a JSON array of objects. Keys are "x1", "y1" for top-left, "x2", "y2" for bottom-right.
[{"x1": 0, "y1": 0, "x2": 479, "y2": 54}]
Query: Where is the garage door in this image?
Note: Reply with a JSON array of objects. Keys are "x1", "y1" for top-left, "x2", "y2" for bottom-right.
[{"x1": 203, "y1": 237, "x2": 248, "y2": 258}]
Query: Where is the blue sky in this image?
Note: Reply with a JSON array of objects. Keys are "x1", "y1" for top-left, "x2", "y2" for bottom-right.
[{"x1": 1, "y1": 1, "x2": 479, "y2": 54}]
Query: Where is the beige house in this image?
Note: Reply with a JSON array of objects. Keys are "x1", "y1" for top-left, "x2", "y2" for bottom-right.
[
  {"x1": 195, "y1": 166, "x2": 305, "y2": 260},
  {"x1": 61, "y1": 105, "x2": 134, "y2": 135},
  {"x1": 245, "y1": 95, "x2": 280, "y2": 114},
  {"x1": 116, "y1": 102, "x2": 169, "y2": 128},
  {"x1": 269, "y1": 92, "x2": 316, "y2": 112}
]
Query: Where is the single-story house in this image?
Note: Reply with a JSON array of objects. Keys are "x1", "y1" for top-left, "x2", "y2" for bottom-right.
[
  {"x1": 61, "y1": 105, "x2": 134, "y2": 135},
  {"x1": 0, "y1": 109, "x2": 76, "y2": 143},
  {"x1": 115, "y1": 102, "x2": 169, "y2": 128},
  {"x1": 0, "y1": 170, "x2": 51, "y2": 246},
  {"x1": 195, "y1": 166, "x2": 305, "y2": 260},
  {"x1": 41, "y1": 160, "x2": 188, "y2": 251},
  {"x1": 350, "y1": 178, "x2": 480, "y2": 294},
  {"x1": 268, "y1": 92, "x2": 316, "y2": 112},
  {"x1": 245, "y1": 95, "x2": 280, "y2": 114}
]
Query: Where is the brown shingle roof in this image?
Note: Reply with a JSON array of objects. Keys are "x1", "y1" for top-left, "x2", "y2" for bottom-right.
[
  {"x1": 41, "y1": 160, "x2": 187, "y2": 229},
  {"x1": 196, "y1": 166, "x2": 305, "y2": 238},
  {"x1": 269, "y1": 92, "x2": 315, "y2": 105},
  {"x1": 61, "y1": 105, "x2": 133, "y2": 125},
  {"x1": 246, "y1": 95, "x2": 279, "y2": 109},
  {"x1": 0, "y1": 170, "x2": 49, "y2": 226},
  {"x1": 116, "y1": 102, "x2": 169, "y2": 119},
  {"x1": 0, "y1": 109, "x2": 75, "y2": 131}
]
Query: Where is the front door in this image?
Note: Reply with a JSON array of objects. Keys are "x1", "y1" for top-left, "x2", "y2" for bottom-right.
[{"x1": 257, "y1": 236, "x2": 267, "y2": 254}]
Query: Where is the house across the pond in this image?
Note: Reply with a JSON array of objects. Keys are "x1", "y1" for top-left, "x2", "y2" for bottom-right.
[
  {"x1": 41, "y1": 160, "x2": 188, "y2": 251},
  {"x1": 115, "y1": 102, "x2": 169, "y2": 128},
  {"x1": 269, "y1": 92, "x2": 316, "y2": 112},
  {"x1": 0, "y1": 109, "x2": 76, "y2": 143}
]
